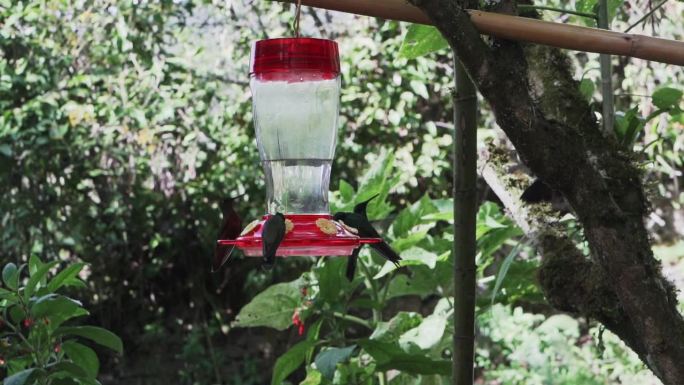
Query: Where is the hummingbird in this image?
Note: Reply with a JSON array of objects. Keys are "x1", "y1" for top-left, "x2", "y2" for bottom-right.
[
  {"x1": 212, "y1": 195, "x2": 243, "y2": 272},
  {"x1": 262, "y1": 212, "x2": 286, "y2": 269},
  {"x1": 333, "y1": 194, "x2": 402, "y2": 271},
  {"x1": 520, "y1": 178, "x2": 571, "y2": 215},
  {"x1": 520, "y1": 178, "x2": 553, "y2": 203}
]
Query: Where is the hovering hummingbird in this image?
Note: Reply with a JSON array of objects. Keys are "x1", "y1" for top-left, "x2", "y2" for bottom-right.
[
  {"x1": 212, "y1": 195, "x2": 243, "y2": 272},
  {"x1": 334, "y1": 194, "x2": 402, "y2": 276},
  {"x1": 262, "y1": 212, "x2": 286, "y2": 269}
]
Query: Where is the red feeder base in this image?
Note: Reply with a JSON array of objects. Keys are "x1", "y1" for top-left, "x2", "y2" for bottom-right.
[{"x1": 217, "y1": 214, "x2": 380, "y2": 257}]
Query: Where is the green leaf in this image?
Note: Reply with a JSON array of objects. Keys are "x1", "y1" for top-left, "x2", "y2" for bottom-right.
[
  {"x1": 28, "y1": 255, "x2": 43, "y2": 276},
  {"x1": 391, "y1": 195, "x2": 437, "y2": 239},
  {"x1": 374, "y1": 247, "x2": 438, "y2": 279},
  {"x1": 386, "y1": 269, "x2": 438, "y2": 299},
  {"x1": 314, "y1": 345, "x2": 356, "y2": 380},
  {"x1": 47, "y1": 263, "x2": 86, "y2": 293},
  {"x1": 271, "y1": 340, "x2": 315, "y2": 385},
  {"x1": 62, "y1": 341, "x2": 99, "y2": 379},
  {"x1": 358, "y1": 340, "x2": 451, "y2": 375},
  {"x1": 25, "y1": 261, "x2": 59, "y2": 299},
  {"x1": 47, "y1": 361, "x2": 89, "y2": 379},
  {"x1": 399, "y1": 25, "x2": 449, "y2": 59},
  {"x1": 315, "y1": 258, "x2": 348, "y2": 303},
  {"x1": 370, "y1": 312, "x2": 423, "y2": 342},
  {"x1": 233, "y1": 279, "x2": 302, "y2": 330},
  {"x1": 338, "y1": 180, "x2": 355, "y2": 202},
  {"x1": 299, "y1": 369, "x2": 323, "y2": 385},
  {"x1": 399, "y1": 315, "x2": 447, "y2": 351},
  {"x1": 652, "y1": 87, "x2": 683, "y2": 110},
  {"x1": 579, "y1": 79, "x2": 595, "y2": 102},
  {"x1": 490, "y1": 243, "x2": 523, "y2": 305},
  {"x1": 4, "y1": 368, "x2": 42, "y2": 385},
  {"x1": 31, "y1": 294, "x2": 83, "y2": 319},
  {"x1": 614, "y1": 106, "x2": 644, "y2": 147},
  {"x1": 55, "y1": 326, "x2": 123, "y2": 353},
  {"x1": 410, "y1": 80, "x2": 429, "y2": 99},
  {"x1": 2, "y1": 262, "x2": 18, "y2": 290}
]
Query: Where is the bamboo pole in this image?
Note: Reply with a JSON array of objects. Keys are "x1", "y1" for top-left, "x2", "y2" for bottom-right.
[
  {"x1": 452, "y1": 57, "x2": 477, "y2": 385},
  {"x1": 275, "y1": 0, "x2": 684, "y2": 65},
  {"x1": 598, "y1": 0, "x2": 616, "y2": 137}
]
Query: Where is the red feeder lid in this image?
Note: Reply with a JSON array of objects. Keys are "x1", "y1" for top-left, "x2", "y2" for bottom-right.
[{"x1": 250, "y1": 38, "x2": 340, "y2": 80}]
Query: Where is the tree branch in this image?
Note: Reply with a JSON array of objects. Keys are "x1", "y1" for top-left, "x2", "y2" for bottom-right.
[{"x1": 409, "y1": 1, "x2": 684, "y2": 383}]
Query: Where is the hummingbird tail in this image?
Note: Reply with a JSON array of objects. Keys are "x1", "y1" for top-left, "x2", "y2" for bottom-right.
[
  {"x1": 370, "y1": 241, "x2": 401, "y2": 266},
  {"x1": 346, "y1": 248, "x2": 360, "y2": 282},
  {"x1": 212, "y1": 245, "x2": 235, "y2": 272}
]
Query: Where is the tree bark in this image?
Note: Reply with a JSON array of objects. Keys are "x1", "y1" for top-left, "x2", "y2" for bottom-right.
[{"x1": 408, "y1": 1, "x2": 684, "y2": 384}]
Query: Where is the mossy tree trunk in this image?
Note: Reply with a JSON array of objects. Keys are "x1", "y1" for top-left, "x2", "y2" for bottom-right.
[{"x1": 408, "y1": 0, "x2": 684, "y2": 384}]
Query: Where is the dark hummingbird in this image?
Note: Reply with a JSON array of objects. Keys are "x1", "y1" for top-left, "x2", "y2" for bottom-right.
[
  {"x1": 333, "y1": 194, "x2": 402, "y2": 270},
  {"x1": 212, "y1": 195, "x2": 243, "y2": 272},
  {"x1": 520, "y1": 178, "x2": 571, "y2": 214},
  {"x1": 520, "y1": 178, "x2": 554, "y2": 203},
  {"x1": 261, "y1": 212, "x2": 286, "y2": 269}
]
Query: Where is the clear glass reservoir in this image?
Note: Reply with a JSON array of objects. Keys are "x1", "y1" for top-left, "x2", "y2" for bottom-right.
[{"x1": 250, "y1": 38, "x2": 341, "y2": 214}]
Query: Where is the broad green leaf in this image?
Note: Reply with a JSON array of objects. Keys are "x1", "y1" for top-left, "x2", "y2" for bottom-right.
[
  {"x1": 315, "y1": 258, "x2": 348, "y2": 304},
  {"x1": 338, "y1": 180, "x2": 355, "y2": 202},
  {"x1": 652, "y1": 87, "x2": 683, "y2": 110},
  {"x1": 299, "y1": 369, "x2": 323, "y2": 385},
  {"x1": 399, "y1": 315, "x2": 447, "y2": 351},
  {"x1": 31, "y1": 295, "x2": 83, "y2": 319},
  {"x1": 579, "y1": 79, "x2": 595, "y2": 102},
  {"x1": 490, "y1": 243, "x2": 523, "y2": 305},
  {"x1": 2, "y1": 262, "x2": 18, "y2": 290},
  {"x1": 55, "y1": 326, "x2": 123, "y2": 353},
  {"x1": 25, "y1": 261, "x2": 59, "y2": 299},
  {"x1": 62, "y1": 341, "x2": 99, "y2": 379},
  {"x1": 370, "y1": 312, "x2": 423, "y2": 342},
  {"x1": 391, "y1": 195, "x2": 437, "y2": 239},
  {"x1": 4, "y1": 368, "x2": 42, "y2": 385},
  {"x1": 399, "y1": 25, "x2": 449, "y2": 59},
  {"x1": 386, "y1": 269, "x2": 438, "y2": 299},
  {"x1": 358, "y1": 340, "x2": 451, "y2": 376},
  {"x1": 374, "y1": 247, "x2": 438, "y2": 279},
  {"x1": 314, "y1": 345, "x2": 356, "y2": 380},
  {"x1": 48, "y1": 263, "x2": 86, "y2": 292},
  {"x1": 233, "y1": 279, "x2": 302, "y2": 330},
  {"x1": 28, "y1": 255, "x2": 43, "y2": 276},
  {"x1": 614, "y1": 106, "x2": 643, "y2": 147},
  {"x1": 271, "y1": 340, "x2": 315, "y2": 385},
  {"x1": 47, "y1": 361, "x2": 89, "y2": 379}
]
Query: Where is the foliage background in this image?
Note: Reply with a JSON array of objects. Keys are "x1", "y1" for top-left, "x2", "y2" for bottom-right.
[{"x1": 0, "y1": 0, "x2": 682, "y2": 384}]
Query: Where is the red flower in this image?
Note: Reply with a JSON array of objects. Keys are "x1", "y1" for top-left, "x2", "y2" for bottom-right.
[
  {"x1": 54, "y1": 344, "x2": 62, "y2": 353},
  {"x1": 292, "y1": 310, "x2": 305, "y2": 336},
  {"x1": 22, "y1": 318, "x2": 33, "y2": 328}
]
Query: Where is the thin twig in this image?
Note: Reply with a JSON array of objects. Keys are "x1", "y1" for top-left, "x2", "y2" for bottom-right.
[{"x1": 624, "y1": 0, "x2": 668, "y2": 33}]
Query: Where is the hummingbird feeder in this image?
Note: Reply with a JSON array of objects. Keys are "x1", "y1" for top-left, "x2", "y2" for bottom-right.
[{"x1": 218, "y1": 37, "x2": 380, "y2": 257}]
